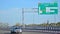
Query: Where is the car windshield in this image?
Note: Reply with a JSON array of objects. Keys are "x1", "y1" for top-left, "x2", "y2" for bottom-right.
[{"x1": 11, "y1": 26, "x2": 21, "y2": 29}]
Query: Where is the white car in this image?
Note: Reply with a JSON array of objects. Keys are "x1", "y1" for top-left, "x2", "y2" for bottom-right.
[
  {"x1": 10, "y1": 26, "x2": 22, "y2": 34},
  {"x1": 15, "y1": 28, "x2": 22, "y2": 33}
]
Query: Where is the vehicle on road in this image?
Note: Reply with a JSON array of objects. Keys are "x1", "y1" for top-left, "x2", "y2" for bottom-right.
[{"x1": 10, "y1": 26, "x2": 22, "y2": 34}]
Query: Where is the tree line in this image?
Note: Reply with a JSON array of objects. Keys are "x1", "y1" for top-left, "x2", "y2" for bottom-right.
[
  {"x1": 0, "y1": 22, "x2": 60, "y2": 27},
  {"x1": 15, "y1": 22, "x2": 60, "y2": 26}
]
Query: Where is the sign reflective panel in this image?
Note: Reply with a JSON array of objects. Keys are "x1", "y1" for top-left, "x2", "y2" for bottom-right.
[{"x1": 38, "y1": 2, "x2": 58, "y2": 14}]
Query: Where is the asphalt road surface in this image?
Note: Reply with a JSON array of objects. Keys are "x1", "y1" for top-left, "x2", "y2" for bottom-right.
[
  {"x1": 22, "y1": 32, "x2": 55, "y2": 34},
  {"x1": 0, "y1": 30, "x2": 10, "y2": 34},
  {"x1": 0, "y1": 32, "x2": 54, "y2": 34},
  {"x1": 0, "y1": 30, "x2": 57, "y2": 34}
]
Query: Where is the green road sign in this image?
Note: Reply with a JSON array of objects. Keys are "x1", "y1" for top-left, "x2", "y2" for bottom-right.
[{"x1": 38, "y1": 2, "x2": 58, "y2": 14}]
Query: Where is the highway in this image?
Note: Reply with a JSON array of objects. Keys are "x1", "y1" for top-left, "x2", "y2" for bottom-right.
[
  {"x1": 0, "y1": 31, "x2": 54, "y2": 34},
  {"x1": 22, "y1": 32, "x2": 54, "y2": 34},
  {"x1": 0, "y1": 30, "x2": 60, "y2": 34}
]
